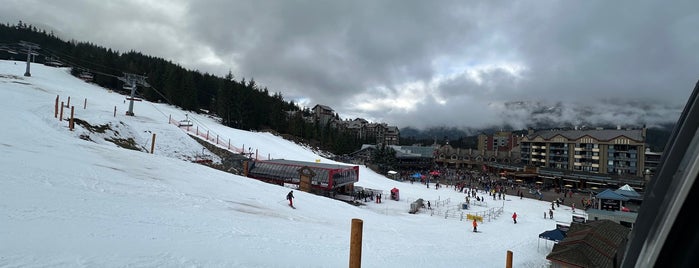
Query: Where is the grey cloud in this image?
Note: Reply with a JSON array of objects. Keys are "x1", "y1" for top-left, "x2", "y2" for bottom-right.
[{"x1": 2, "y1": 0, "x2": 697, "y2": 132}]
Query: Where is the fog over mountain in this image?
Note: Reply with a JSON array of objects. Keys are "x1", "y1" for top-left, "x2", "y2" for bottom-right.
[
  {"x1": 496, "y1": 100, "x2": 682, "y2": 130},
  {"x1": 402, "y1": 100, "x2": 679, "y2": 136},
  {"x1": 2, "y1": 1, "x2": 696, "y2": 132}
]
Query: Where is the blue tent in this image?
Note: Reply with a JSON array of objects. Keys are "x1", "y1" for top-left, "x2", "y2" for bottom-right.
[
  {"x1": 539, "y1": 228, "x2": 566, "y2": 242},
  {"x1": 538, "y1": 228, "x2": 567, "y2": 249},
  {"x1": 411, "y1": 173, "x2": 422, "y2": 178},
  {"x1": 596, "y1": 189, "x2": 630, "y2": 201}
]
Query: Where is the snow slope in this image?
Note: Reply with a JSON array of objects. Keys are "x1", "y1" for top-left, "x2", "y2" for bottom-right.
[{"x1": 0, "y1": 60, "x2": 577, "y2": 267}]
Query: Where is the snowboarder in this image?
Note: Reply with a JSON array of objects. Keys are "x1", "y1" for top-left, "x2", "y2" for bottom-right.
[
  {"x1": 472, "y1": 218, "x2": 478, "y2": 232},
  {"x1": 287, "y1": 190, "x2": 294, "y2": 207},
  {"x1": 512, "y1": 212, "x2": 517, "y2": 224}
]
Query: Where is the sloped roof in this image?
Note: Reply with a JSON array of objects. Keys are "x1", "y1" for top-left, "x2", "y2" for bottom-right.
[
  {"x1": 312, "y1": 104, "x2": 334, "y2": 111},
  {"x1": 258, "y1": 159, "x2": 355, "y2": 170},
  {"x1": 390, "y1": 145, "x2": 435, "y2": 158},
  {"x1": 539, "y1": 228, "x2": 566, "y2": 242},
  {"x1": 615, "y1": 184, "x2": 642, "y2": 198},
  {"x1": 618, "y1": 184, "x2": 635, "y2": 191},
  {"x1": 547, "y1": 220, "x2": 630, "y2": 268},
  {"x1": 527, "y1": 129, "x2": 644, "y2": 142},
  {"x1": 356, "y1": 145, "x2": 435, "y2": 158},
  {"x1": 596, "y1": 189, "x2": 630, "y2": 201}
]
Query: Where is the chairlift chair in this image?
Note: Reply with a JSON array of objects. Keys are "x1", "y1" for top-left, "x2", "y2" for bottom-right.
[
  {"x1": 44, "y1": 57, "x2": 65, "y2": 67},
  {"x1": 79, "y1": 71, "x2": 93, "y2": 81},
  {"x1": 178, "y1": 114, "x2": 193, "y2": 127}
]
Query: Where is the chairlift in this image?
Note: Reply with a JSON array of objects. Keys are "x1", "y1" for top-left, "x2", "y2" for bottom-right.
[
  {"x1": 193, "y1": 148, "x2": 213, "y2": 164},
  {"x1": 79, "y1": 71, "x2": 93, "y2": 81},
  {"x1": 44, "y1": 57, "x2": 65, "y2": 67},
  {"x1": 178, "y1": 114, "x2": 193, "y2": 127},
  {"x1": 44, "y1": 60, "x2": 64, "y2": 67}
]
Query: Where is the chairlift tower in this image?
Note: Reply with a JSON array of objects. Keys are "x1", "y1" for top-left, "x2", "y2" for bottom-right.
[
  {"x1": 19, "y1": 41, "x2": 40, "y2": 77},
  {"x1": 118, "y1": 73, "x2": 150, "y2": 116}
]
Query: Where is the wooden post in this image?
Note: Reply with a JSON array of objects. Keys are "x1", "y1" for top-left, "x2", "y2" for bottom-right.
[
  {"x1": 169, "y1": 114, "x2": 171, "y2": 124},
  {"x1": 206, "y1": 130, "x2": 209, "y2": 140},
  {"x1": 255, "y1": 149, "x2": 258, "y2": 160},
  {"x1": 83, "y1": 98, "x2": 87, "y2": 109},
  {"x1": 60, "y1": 102, "x2": 64, "y2": 121},
  {"x1": 113, "y1": 106, "x2": 116, "y2": 117},
  {"x1": 243, "y1": 161, "x2": 248, "y2": 177},
  {"x1": 506, "y1": 250, "x2": 513, "y2": 268},
  {"x1": 69, "y1": 106, "x2": 75, "y2": 130},
  {"x1": 216, "y1": 135, "x2": 219, "y2": 144},
  {"x1": 228, "y1": 139, "x2": 230, "y2": 150},
  {"x1": 349, "y1": 218, "x2": 363, "y2": 268},
  {"x1": 54, "y1": 95, "x2": 59, "y2": 118},
  {"x1": 196, "y1": 126, "x2": 199, "y2": 135},
  {"x1": 150, "y1": 133, "x2": 156, "y2": 154},
  {"x1": 66, "y1": 96, "x2": 70, "y2": 107}
]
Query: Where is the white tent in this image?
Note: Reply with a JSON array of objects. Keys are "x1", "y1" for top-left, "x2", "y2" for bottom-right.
[
  {"x1": 618, "y1": 184, "x2": 635, "y2": 191},
  {"x1": 616, "y1": 184, "x2": 642, "y2": 198}
]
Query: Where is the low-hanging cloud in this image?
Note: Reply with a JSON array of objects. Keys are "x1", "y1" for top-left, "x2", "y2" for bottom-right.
[{"x1": 2, "y1": 0, "x2": 696, "y2": 131}]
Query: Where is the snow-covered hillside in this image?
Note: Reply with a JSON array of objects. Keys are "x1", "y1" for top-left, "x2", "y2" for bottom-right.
[{"x1": 0, "y1": 60, "x2": 575, "y2": 267}]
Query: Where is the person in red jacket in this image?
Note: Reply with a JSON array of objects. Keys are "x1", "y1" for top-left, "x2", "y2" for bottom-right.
[
  {"x1": 472, "y1": 218, "x2": 478, "y2": 232},
  {"x1": 512, "y1": 212, "x2": 517, "y2": 224}
]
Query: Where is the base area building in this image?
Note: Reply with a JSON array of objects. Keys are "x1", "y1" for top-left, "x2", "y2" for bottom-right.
[{"x1": 245, "y1": 159, "x2": 359, "y2": 195}]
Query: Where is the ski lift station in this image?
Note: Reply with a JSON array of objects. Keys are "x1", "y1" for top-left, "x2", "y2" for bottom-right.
[{"x1": 244, "y1": 159, "x2": 359, "y2": 195}]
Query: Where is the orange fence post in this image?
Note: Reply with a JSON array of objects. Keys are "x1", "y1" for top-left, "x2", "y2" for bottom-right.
[
  {"x1": 349, "y1": 218, "x2": 364, "y2": 268},
  {"x1": 506, "y1": 250, "x2": 513, "y2": 268}
]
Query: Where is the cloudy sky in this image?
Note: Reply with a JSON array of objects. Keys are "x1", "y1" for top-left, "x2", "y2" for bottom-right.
[{"x1": 3, "y1": 0, "x2": 698, "y2": 130}]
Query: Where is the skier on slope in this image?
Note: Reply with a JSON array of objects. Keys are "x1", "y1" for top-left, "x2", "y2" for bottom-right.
[
  {"x1": 512, "y1": 212, "x2": 517, "y2": 224},
  {"x1": 472, "y1": 218, "x2": 478, "y2": 232},
  {"x1": 287, "y1": 190, "x2": 295, "y2": 207}
]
